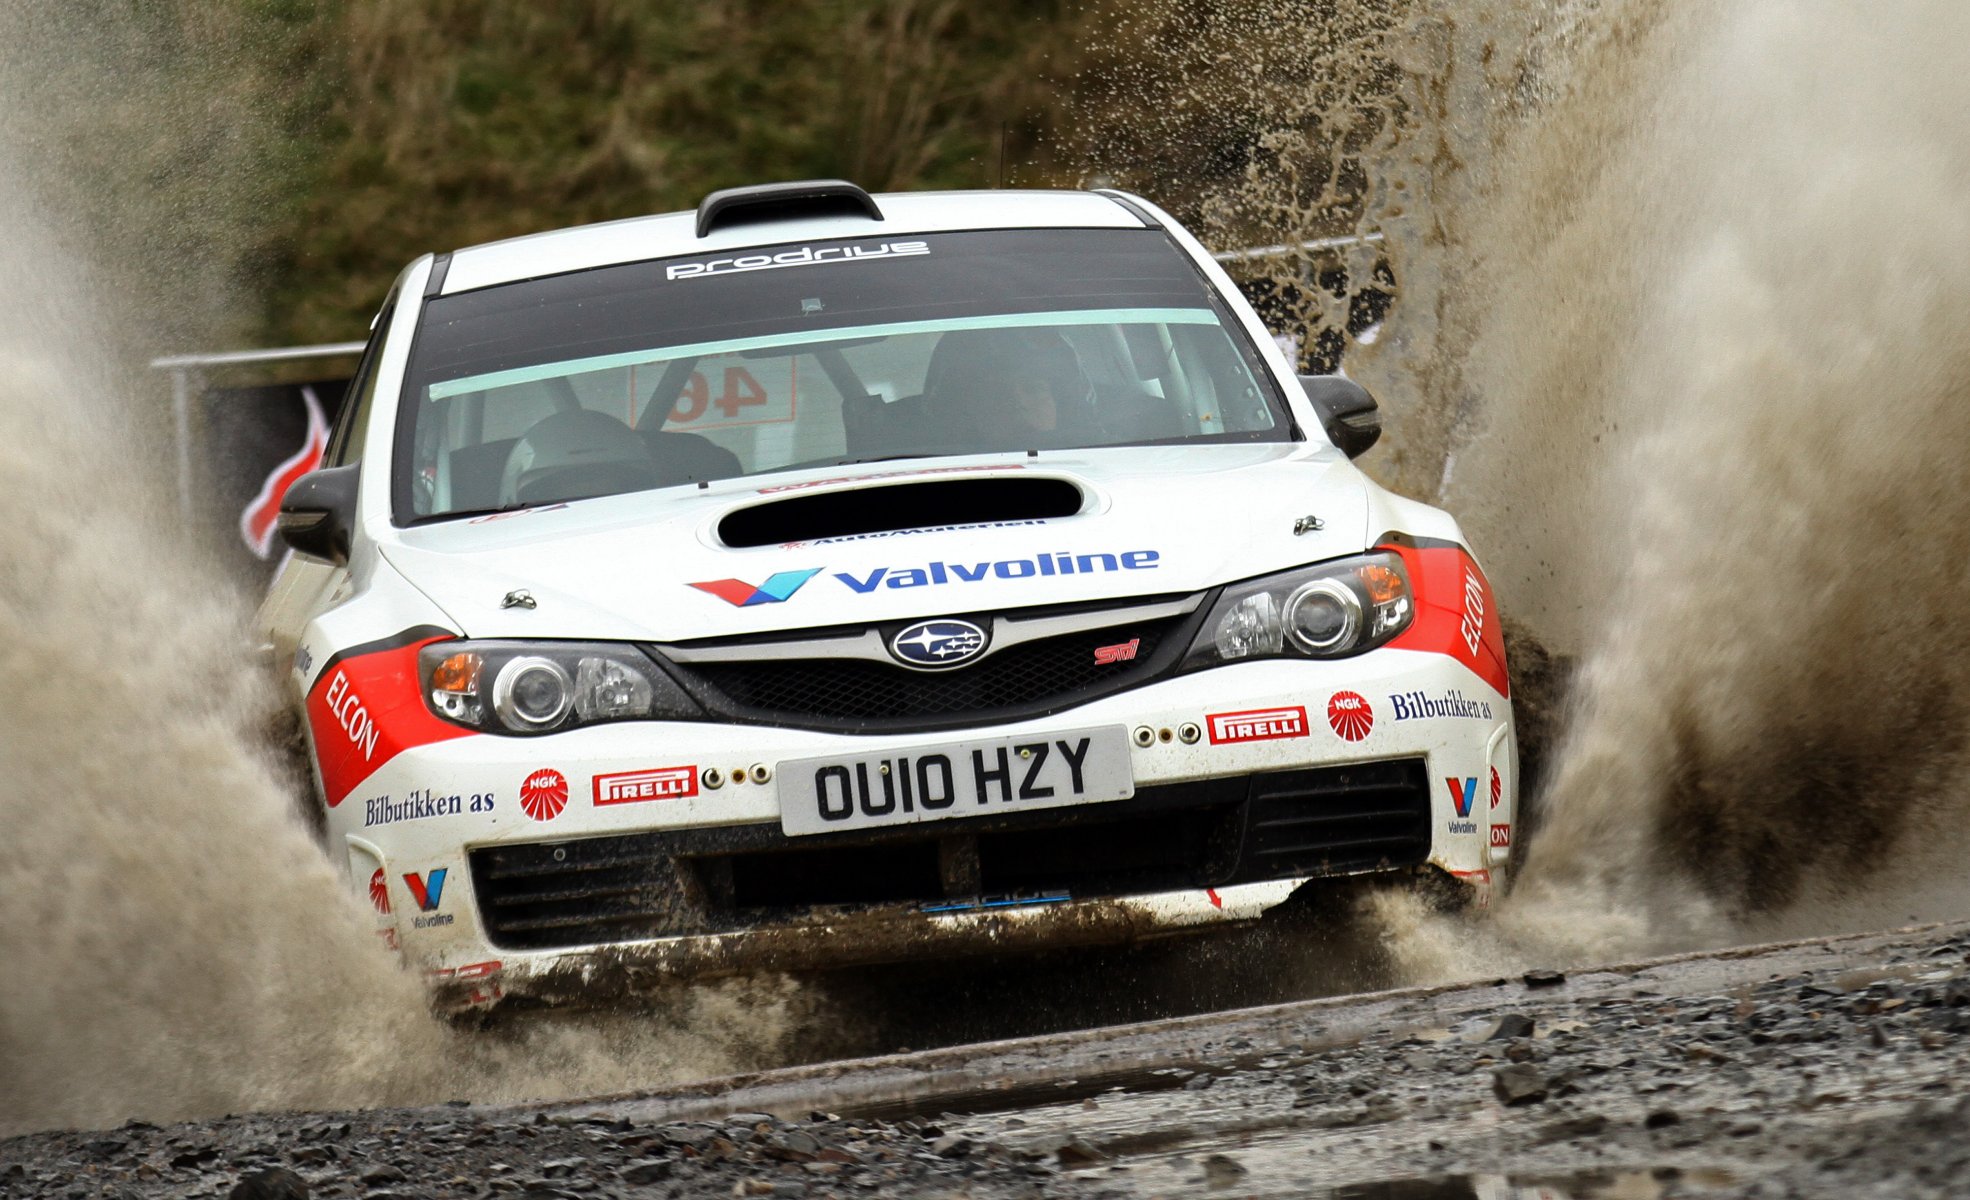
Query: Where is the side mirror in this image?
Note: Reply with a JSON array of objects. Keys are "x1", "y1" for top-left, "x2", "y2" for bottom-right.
[
  {"x1": 1298, "y1": 374, "x2": 1382, "y2": 459},
  {"x1": 278, "y1": 465, "x2": 360, "y2": 565}
]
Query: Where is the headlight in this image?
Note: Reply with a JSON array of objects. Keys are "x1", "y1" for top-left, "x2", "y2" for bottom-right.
[
  {"x1": 1182, "y1": 551, "x2": 1413, "y2": 670},
  {"x1": 419, "y1": 641, "x2": 699, "y2": 735}
]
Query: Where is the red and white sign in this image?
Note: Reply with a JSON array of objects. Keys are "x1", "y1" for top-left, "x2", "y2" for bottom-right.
[
  {"x1": 519, "y1": 769, "x2": 569, "y2": 821},
  {"x1": 1490, "y1": 766, "x2": 1503, "y2": 809},
  {"x1": 1093, "y1": 638, "x2": 1140, "y2": 665},
  {"x1": 593, "y1": 766, "x2": 698, "y2": 806},
  {"x1": 1326, "y1": 691, "x2": 1374, "y2": 741},
  {"x1": 239, "y1": 385, "x2": 328, "y2": 559},
  {"x1": 368, "y1": 867, "x2": 390, "y2": 914},
  {"x1": 666, "y1": 360, "x2": 790, "y2": 430},
  {"x1": 1207, "y1": 706, "x2": 1309, "y2": 745},
  {"x1": 1490, "y1": 824, "x2": 1512, "y2": 848}
]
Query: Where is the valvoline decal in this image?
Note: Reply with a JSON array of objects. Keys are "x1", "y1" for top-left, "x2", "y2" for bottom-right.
[
  {"x1": 1381, "y1": 540, "x2": 1510, "y2": 698},
  {"x1": 305, "y1": 629, "x2": 475, "y2": 807}
]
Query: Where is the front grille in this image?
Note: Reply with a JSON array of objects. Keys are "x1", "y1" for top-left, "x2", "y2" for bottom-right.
[
  {"x1": 470, "y1": 759, "x2": 1432, "y2": 952},
  {"x1": 678, "y1": 615, "x2": 1186, "y2": 728}
]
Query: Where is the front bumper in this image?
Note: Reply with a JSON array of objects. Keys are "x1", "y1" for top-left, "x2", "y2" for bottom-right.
[{"x1": 334, "y1": 647, "x2": 1514, "y2": 1011}]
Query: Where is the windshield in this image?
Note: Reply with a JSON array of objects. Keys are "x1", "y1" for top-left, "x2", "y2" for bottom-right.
[{"x1": 393, "y1": 228, "x2": 1293, "y2": 522}]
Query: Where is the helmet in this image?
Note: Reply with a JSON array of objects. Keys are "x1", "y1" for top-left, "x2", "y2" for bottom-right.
[
  {"x1": 925, "y1": 327, "x2": 1094, "y2": 426},
  {"x1": 499, "y1": 409, "x2": 662, "y2": 508}
]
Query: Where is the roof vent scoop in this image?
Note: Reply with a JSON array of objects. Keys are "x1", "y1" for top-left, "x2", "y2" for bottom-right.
[{"x1": 694, "y1": 179, "x2": 884, "y2": 238}]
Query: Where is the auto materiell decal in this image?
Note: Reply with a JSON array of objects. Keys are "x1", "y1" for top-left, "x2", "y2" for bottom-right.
[
  {"x1": 306, "y1": 627, "x2": 475, "y2": 808},
  {"x1": 1378, "y1": 538, "x2": 1511, "y2": 698}
]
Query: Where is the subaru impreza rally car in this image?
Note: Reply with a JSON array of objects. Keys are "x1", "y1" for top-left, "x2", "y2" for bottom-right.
[{"x1": 256, "y1": 180, "x2": 1515, "y2": 1011}]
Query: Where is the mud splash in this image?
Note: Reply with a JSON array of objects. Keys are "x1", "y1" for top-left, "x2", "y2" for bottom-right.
[
  {"x1": 1103, "y1": 0, "x2": 1970, "y2": 976},
  {"x1": 0, "y1": 165, "x2": 800, "y2": 1134},
  {"x1": 0, "y1": 11, "x2": 796, "y2": 1139},
  {"x1": 1378, "y1": 0, "x2": 1970, "y2": 976}
]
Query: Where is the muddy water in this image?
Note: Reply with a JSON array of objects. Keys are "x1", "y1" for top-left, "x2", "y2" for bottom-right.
[
  {"x1": 1097, "y1": 0, "x2": 1970, "y2": 979},
  {"x1": 0, "y1": 12, "x2": 797, "y2": 1139},
  {"x1": 1306, "y1": 0, "x2": 1970, "y2": 977}
]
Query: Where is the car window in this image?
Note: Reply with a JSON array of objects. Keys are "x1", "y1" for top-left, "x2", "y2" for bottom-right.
[
  {"x1": 394, "y1": 229, "x2": 1291, "y2": 522},
  {"x1": 325, "y1": 301, "x2": 395, "y2": 468}
]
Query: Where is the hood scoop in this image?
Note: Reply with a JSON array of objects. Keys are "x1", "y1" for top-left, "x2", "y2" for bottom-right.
[{"x1": 719, "y1": 476, "x2": 1087, "y2": 548}]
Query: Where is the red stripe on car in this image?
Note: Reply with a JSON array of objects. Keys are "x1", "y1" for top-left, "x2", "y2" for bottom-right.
[
  {"x1": 306, "y1": 634, "x2": 474, "y2": 807},
  {"x1": 1382, "y1": 543, "x2": 1511, "y2": 697}
]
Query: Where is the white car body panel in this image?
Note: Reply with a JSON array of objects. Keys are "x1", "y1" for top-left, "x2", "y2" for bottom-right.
[{"x1": 259, "y1": 185, "x2": 1517, "y2": 1011}]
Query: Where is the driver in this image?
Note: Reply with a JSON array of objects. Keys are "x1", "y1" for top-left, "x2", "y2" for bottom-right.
[{"x1": 928, "y1": 327, "x2": 1094, "y2": 443}]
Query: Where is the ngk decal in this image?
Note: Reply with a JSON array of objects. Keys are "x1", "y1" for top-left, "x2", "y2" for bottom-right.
[
  {"x1": 1326, "y1": 691, "x2": 1374, "y2": 741},
  {"x1": 593, "y1": 766, "x2": 698, "y2": 806},
  {"x1": 1207, "y1": 706, "x2": 1309, "y2": 745},
  {"x1": 520, "y1": 769, "x2": 570, "y2": 821},
  {"x1": 304, "y1": 628, "x2": 473, "y2": 808}
]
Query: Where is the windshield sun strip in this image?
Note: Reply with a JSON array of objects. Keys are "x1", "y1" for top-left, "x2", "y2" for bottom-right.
[{"x1": 424, "y1": 306, "x2": 1220, "y2": 401}]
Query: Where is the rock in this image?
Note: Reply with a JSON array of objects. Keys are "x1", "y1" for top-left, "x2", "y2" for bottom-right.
[
  {"x1": 617, "y1": 1160, "x2": 671, "y2": 1185},
  {"x1": 1492, "y1": 1064, "x2": 1549, "y2": 1106},
  {"x1": 359, "y1": 1164, "x2": 408, "y2": 1186},
  {"x1": 725, "y1": 1112, "x2": 777, "y2": 1128},
  {"x1": 930, "y1": 1134, "x2": 972, "y2": 1158},
  {"x1": 228, "y1": 1168, "x2": 310, "y2": 1200},
  {"x1": 1489, "y1": 1013, "x2": 1537, "y2": 1041},
  {"x1": 1183, "y1": 1074, "x2": 1215, "y2": 1091},
  {"x1": 660, "y1": 1124, "x2": 718, "y2": 1152},
  {"x1": 1201, "y1": 1154, "x2": 1248, "y2": 1187},
  {"x1": 763, "y1": 1130, "x2": 821, "y2": 1162},
  {"x1": 1645, "y1": 1108, "x2": 1682, "y2": 1129},
  {"x1": 1054, "y1": 1137, "x2": 1105, "y2": 1165},
  {"x1": 1523, "y1": 969, "x2": 1566, "y2": 989},
  {"x1": 171, "y1": 1146, "x2": 221, "y2": 1170},
  {"x1": 1534, "y1": 1112, "x2": 1608, "y2": 1143}
]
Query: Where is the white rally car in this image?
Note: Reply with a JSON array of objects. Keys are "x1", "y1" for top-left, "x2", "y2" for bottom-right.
[{"x1": 257, "y1": 181, "x2": 1515, "y2": 1011}]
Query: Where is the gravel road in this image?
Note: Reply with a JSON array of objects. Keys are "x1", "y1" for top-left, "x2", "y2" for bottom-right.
[{"x1": 8, "y1": 922, "x2": 1970, "y2": 1199}]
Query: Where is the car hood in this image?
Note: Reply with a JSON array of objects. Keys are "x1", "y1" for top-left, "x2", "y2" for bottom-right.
[{"x1": 383, "y1": 444, "x2": 1371, "y2": 642}]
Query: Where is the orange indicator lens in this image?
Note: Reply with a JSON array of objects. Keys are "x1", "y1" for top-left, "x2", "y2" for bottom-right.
[
  {"x1": 431, "y1": 652, "x2": 482, "y2": 694},
  {"x1": 1357, "y1": 564, "x2": 1406, "y2": 604}
]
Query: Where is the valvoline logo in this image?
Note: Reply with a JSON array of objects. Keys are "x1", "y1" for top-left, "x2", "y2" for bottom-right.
[
  {"x1": 1445, "y1": 776, "x2": 1479, "y2": 818},
  {"x1": 403, "y1": 868, "x2": 447, "y2": 912},
  {"x1": 690, "y1": 568, "x2": 821, "y2": 607},
  {"x1": 690, "y1": 550, "x2": 1160, "y2": 606}
]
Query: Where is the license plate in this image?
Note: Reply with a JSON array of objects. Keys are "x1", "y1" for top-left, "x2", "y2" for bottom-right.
[{"x1": 779, "y1": 726, "x2": 1134, "y2": 836}]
